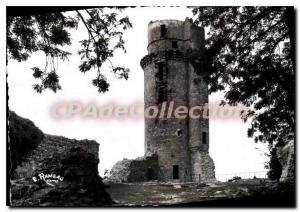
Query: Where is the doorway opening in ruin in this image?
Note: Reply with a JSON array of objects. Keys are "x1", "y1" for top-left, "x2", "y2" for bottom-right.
[
  {"x1": 172, "y1": 41, "x2": 178, "y2": 48},
  {"x1": 173, "y1": 165, "x2": 179, "y2": 179},
  {"x1": 147, "y1": 168, "x2": 155, "y2": 180},
  {"x1": 202, "y1": 132, "x2": 207, "y2": 144}
]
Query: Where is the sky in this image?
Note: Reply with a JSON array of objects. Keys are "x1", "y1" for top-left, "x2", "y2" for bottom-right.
[{"x1": 7, "y1": 7, "x2": 269, "y2": 180}]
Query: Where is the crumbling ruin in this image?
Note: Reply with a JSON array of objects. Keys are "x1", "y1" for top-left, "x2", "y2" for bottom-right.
[
  {"x1": 277, "y1": 140, "x2": 295, "y2": 181},
  {"x1": 9, "y1": 111, "x2": 112, "y2": 206}
]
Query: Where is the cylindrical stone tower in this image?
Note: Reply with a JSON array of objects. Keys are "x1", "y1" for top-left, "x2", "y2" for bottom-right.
[{"x1": 140, "y1": 18, "x2": 215, "y2": 182}]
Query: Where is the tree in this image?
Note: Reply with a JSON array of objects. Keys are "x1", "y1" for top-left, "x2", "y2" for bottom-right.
[
  {"x1": 267, "y1": 147, "x2": 282, "y2": 181},
  {"x1": 192, "y1": 7, "x2": 295, "y2": 147},
  {"x1": 6, "y1": 7, "x2": 132, "y2": 93}
]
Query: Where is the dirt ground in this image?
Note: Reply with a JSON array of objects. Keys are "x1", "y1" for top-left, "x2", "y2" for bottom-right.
[{"x1": 106, "y1": 179, "x2": 278, "y2": 206}]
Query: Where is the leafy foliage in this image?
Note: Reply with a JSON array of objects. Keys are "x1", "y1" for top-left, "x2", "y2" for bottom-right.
[
  {"x1": 7, "y1": 8, "x2": 132, "y2": 93},
  {"x1": 7, "y1": 12, "x2": 76, "y2": 93},
  {"x1": 192, "y1": 7, "x2": 295, "y2": 146},
  {"x1": 76, "y1": 9, "x2": 132, "y2": 93},
  {"x1": 31, "y1": 67, "x2": 61, "y2": 93},
  {"x1": 267, "y1": 148, "x2": 282, "y2": 181}
]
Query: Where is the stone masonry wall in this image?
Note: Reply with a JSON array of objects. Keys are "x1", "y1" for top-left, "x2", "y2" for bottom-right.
[
  {"x1": 8, "y1": 111, "x2": 44, "y2": 173},
  {"x1": 141, "y1": 19, "x2": 215, "y2": 183},
  {"x1": 109, "y1": 155, "x2": 159, "y2": 183},
  {"x1": 13, "y1": 134, "x2": 99, "y2": 179},
  {"x1": 190, "y1": 151, "x2": 216, "y2": 183},
  {"x1": 9, "y1": 111, "x2": 112, "y2": 206},
  {"x1": 277, "y1": 140, "x2": 295, "y2": 181}
]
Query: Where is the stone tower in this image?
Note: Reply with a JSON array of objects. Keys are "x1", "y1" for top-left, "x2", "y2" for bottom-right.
[{"x1": 140, "y1": 19, "x2": 215, "y2": 182}]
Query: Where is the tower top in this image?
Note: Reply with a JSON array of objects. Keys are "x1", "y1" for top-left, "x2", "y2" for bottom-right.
[{"x1": 146, "y1": 19, "x2": 205, "y2": 54}]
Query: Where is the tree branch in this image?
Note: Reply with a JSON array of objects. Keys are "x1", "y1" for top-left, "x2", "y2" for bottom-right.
[
  {"x1": 76, "y1": 10, "x2": 101, "y2": 72},
  {"x1": 76, "y1": 10, "x2": 96, "y2": 44}
]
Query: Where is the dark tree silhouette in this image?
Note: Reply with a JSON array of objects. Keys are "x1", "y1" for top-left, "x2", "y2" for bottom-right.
[
  {"x1": 192, "y1": 7, "x2": 295, "y2": 147},
  {"x1": 267, "y1": 147, "x2": 282, "y2": 181},
  {"x1": 6, "y1": 7, "x2": 132, "y2": 93}
]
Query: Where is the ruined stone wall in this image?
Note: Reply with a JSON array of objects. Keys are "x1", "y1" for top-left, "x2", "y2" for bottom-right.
[
  {"x1": 190, "y1": 151, "x2": 215, "y2": 183},
  {"x1": 9, "y1": 112, "x2": 112, "y2": 206},
  {"x1": 109, "y1": 155, "x2": 159, "y2": 183},
  {"x1": 8, "y1": 111, "x2": 44, "y2": 173},
  {"x1": 277, "y1": 140, "x2": 295, "y2": 181},
  {"x1": 11, "y1": 146, "x2": 112, "y2": 206},
  {"x1": 14, "y1": 134, "x2": 99, "y2": 179}
]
